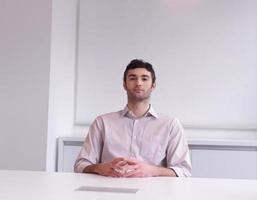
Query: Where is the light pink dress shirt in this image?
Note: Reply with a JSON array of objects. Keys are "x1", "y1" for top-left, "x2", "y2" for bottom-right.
[{"x1": 74, "y1": 106, "x2": 192, "y2": 177}]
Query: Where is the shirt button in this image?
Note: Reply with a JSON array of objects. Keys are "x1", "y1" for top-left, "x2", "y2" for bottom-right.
[{"x1": 130, "y1": 152, "x2": 136, "y2": 158}]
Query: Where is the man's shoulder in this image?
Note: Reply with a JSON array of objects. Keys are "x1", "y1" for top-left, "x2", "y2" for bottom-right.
[
  {"x1": 95, "y1": 110, "x2": 123, "y2": 121},
  {"x1": 155, "y1": 113, "x2": 184, "y2": 134},
  {"x1": 156, "y1": 112, "x2": 175, "y2": 120},
  {"x1": 150, "y1": 106, "x2": 179, "y2": 124},
  {"x1": 156, "y1": 112, "x2": 182, "y2": 126}
]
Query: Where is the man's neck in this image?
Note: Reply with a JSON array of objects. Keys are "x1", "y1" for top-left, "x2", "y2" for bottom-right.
[{"x1": 127, "y1": 101, "x2": 151, "y2": 118}]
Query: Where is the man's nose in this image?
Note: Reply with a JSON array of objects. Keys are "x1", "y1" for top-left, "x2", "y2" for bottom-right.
[{"x1": 136, "y1": 79, "x2": 142, "y2": 85}]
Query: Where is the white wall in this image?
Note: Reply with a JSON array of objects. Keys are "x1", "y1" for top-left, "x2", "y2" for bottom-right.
[
  {"x1": 0, "y1": 0, "x2": 52, "y2": 170},
  {"x1": 76, "y1": 0, "x2": 257, "y2": 128},
  {"x1": 46, "y1": 0, "x2": 78, "y2": 171},
  {"x1": 46, "y1": 0, "x2": 257, "y2": 172}
]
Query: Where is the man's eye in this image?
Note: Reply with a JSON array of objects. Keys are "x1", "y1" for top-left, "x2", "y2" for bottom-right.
[
  {"x1": 142, "y1": 78, "x2": 148, "y2": 81},
  {"x1": 129, "y1": 77, "x2": 136, "y2": 80}
]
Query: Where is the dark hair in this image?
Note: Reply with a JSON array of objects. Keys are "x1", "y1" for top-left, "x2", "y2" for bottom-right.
[{"x1": 123, "y1": 59, "x2": 156, "y2": 84}]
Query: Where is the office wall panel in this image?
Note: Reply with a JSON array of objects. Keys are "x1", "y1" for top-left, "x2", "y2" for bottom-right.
[
  {"x1": 191, "y1": 149, "x2": 257, "y2": 179},
  {"x1": 75, "y1": 0, "x2": 257, "y2": 129}
]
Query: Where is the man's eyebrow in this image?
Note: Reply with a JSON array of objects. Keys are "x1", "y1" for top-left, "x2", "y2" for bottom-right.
[{"x1": 127, "y1": 74, "x2": 150, "y2": 77}]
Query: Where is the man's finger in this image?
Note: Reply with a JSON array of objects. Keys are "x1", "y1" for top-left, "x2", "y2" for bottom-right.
[
  {"x1": 112, "y1": 157, "x2": 125, "y2": 164},
  {"x1": 124, "y1": 169, "x2": 140, "y2": 178},
  {"x1": 125, "y1": 163, "x2": 138, "y2": 171},
  {"x1": 126, "y1": 159, "x2": 137, "y2": 165},
  {"x1": 108, "y1": 167, "x2": 124, "y2": 177},
  {"x1": 115, "y1": 160, "x2": 128, "y2": 166}
]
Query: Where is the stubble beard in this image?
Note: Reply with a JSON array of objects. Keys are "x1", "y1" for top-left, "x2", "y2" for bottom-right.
[{"x1": 127, "y1": 91, "x2": 151, "y2": 103}]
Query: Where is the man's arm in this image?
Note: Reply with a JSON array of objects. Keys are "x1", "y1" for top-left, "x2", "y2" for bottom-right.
[
  {"x1": 165, "y1": 119, "x2": 192, "y2": 177},
  {"x1": 82, "y1": 158, "x2": 128, "y2": 177},
  {"x1": 121, "y1": 160, "x2": 177, "y2": 178},
  {"x1": 83, "y1": 159, "x2": 177, "y2": 178},
  {"x1": 74, "y1": 118, "x2": 104, "y2": 173}
]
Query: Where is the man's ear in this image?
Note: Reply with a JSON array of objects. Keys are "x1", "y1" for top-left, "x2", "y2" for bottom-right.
[
  {"x1": 123, "y1": 81, "x2": 127, "y2": 90},
  {"x1": 152, "y1": 82, "x2": 156, "y2": 90}
]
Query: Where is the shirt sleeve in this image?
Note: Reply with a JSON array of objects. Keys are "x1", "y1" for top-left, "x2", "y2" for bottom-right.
[
  {"x1": 74, "y1": 117, "x2": 104, "y2": 173},
  {"x1": 166, "y1": 118, "x2": 192, "y2": 177}
]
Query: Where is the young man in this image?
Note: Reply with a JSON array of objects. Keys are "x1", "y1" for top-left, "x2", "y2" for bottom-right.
[{"x1": 74, "y1": 59, "x2": 191, "y2": 177}]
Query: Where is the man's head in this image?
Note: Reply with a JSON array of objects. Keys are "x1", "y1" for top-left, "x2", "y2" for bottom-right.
[
  {"x1": 123, "y1": 59, "x2": 156, "y2": 86},
  {"x1": 123, "y1": 59, "x2": 156, "y2": 102}
]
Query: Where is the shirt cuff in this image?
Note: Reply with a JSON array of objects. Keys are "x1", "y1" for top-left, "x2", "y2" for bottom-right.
[
  {"x1": 170, "y1": 166, "x2": 191, "y2": 177},
  {"x1": 74, "y1": 160, "x2": 92, "y2": 173}
]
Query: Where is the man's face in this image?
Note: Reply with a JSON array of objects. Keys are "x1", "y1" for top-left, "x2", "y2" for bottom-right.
[{"x1": 123, "y1": 68, "x2": 156, "y2": 102}]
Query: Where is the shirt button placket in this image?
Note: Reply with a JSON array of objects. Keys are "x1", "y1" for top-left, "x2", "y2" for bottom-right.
[{"x1": 130, "y1": 119, "x2": 137, "y2": 159}]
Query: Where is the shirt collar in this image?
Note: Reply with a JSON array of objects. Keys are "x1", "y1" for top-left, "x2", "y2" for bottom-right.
[{"x1": 121, "y1": 104, "x2": 158, "y2": 119}]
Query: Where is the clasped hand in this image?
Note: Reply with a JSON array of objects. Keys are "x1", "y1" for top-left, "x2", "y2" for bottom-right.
[{"x1": 97, "y1": 157, "x2": 156, "y2": 178}]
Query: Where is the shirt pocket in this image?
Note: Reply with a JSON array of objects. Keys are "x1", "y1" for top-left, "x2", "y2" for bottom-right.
[{"x1": 139, "y1": 136, "x2": 167, "y2": 164}]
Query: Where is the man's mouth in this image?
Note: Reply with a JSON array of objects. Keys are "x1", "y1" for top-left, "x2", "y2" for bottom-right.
[{"x1": 134, "y1": 89, "x2": 144, "y2": 93}]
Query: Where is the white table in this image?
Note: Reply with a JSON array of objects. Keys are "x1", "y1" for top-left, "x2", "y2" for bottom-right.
[{"x1": 0, "y1": 170, "x2": 256, "y2": 200}]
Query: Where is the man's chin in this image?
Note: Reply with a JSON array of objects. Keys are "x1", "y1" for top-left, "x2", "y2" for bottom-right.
[{"x1": 131, "y1": 95, "x2": 150, "y2": 102}]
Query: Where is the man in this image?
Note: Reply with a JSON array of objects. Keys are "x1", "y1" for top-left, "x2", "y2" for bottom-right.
[{"x1": 74, "y1": 59, "x2": 191, "y2": 177}]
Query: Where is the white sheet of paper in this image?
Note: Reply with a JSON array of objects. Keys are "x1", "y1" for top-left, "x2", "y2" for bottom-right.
[{"x1": 75, "y1": 186, "x2": 139, "y2": 194}]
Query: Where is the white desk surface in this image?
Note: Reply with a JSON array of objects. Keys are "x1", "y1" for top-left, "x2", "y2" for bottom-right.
[{"x1": 0, "y1": 170, "x2": 256, "y2": 200}]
